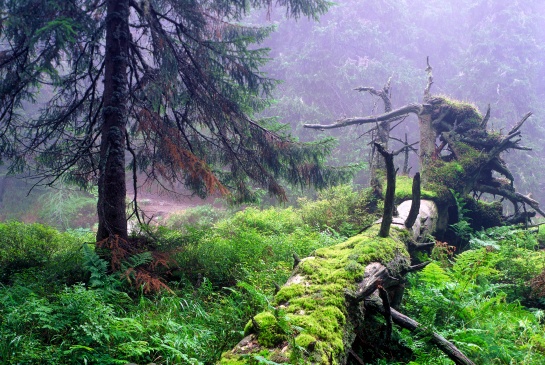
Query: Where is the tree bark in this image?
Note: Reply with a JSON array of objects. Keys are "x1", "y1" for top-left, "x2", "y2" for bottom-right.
[
  {"x1": 97, "y1": 0, "x2": 130, "y2": 241},
  {"x1": 375, "y1": 143, "x2": 395, "y2": 238},
  {"x1": 417, "y1": 109, "x2": 435, "y2": 185},
  {"x1": 405, "y1": 172, "x2": 421, "y2": 229}
]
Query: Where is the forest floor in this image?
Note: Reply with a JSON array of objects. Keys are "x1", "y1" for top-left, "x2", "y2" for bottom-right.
[{"x1": 130, "y1": 189, "x2": 218, "y2": 223}]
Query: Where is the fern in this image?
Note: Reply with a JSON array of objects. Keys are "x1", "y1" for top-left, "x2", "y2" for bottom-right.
[
  {"x1": 119, "y1": 252, "x2": 153, "y2": 273},
  {"x1": 449, "y1": 189, "x2": 473, "y2": 243},
  {"x1": 82, "y1": 244, "x2": 108, "y2": 288},
  {"x1": 82, "y1": 244, "x2": 120, "y2": 290},
  {"x1": 419, "y1": 262, "x2": 451, "y2": 289}
]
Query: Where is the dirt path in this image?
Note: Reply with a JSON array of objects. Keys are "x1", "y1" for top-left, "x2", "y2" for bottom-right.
[{"x1": 130, "y1": 190, "x2": 219, "y2": 223}]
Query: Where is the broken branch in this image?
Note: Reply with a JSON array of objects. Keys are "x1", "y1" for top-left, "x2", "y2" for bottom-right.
[{"x1": 303, "y1": 104, "x2": 422, "y2": 130}]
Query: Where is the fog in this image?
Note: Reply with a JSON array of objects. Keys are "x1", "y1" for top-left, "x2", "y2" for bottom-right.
[{"x1": 257, "y1": 0, "x2": 545, "y2": 200}]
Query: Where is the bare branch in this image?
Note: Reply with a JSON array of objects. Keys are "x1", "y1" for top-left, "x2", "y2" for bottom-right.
[
  {"x1": 303, "y1": 104, "x2": 422, "y2": 130},
  {"x1": 480, "y1": 104, "x2": 491, "y2": 129},
  {"x1": 424, "y1": 57, "x2": 433, "y2": 100},
  {"x1": 392, "y1": 141, "x2": 419, "y2": 157},
  {"x1": 475, "y1": 183, "x2": 545, "y2": 217},
  {"x1": 355, "y1": 76, "x2": 393, "y2": 112},
  {"x1": 366, "y1": 298, "x2": 476, "y2": 365},
  {"x1": 508, "y1": 112, "x2": 532, "y2": 135}
]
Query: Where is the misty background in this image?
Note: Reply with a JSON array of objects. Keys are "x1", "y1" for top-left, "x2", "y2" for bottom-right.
[{"x1": 1, "y1": 0, "x2": 544, "y2": 227}]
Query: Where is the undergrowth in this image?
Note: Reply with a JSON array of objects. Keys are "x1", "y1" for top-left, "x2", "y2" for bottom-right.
[
  {"x1": 398, "y1": 226, "x2": 545, "y2": 365},
  {"x1": 2, "y1": 185, "x2": 545, "y2": 364},
  {"x1": 0, "y1": 199, "x2": 347, "y2": 364}
]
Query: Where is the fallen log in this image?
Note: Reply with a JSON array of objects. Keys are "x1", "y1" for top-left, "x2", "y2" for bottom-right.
[
  {"x1": 219, "y1": 225, "x2": 411, "y2": 364},
  {"x1": 219, "y1": 152, "x2": 473, "y2": 364},
  {"x1": 218, "y1": 212, "x2": 474, "y2": 364}
]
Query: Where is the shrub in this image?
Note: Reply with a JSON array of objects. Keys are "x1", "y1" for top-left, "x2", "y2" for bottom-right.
[
  {"x1": 0, "y1": 222, "x2": 92, "y2": 286},
  {"x1": 298, "y1": 184, "x2": 378, "y2": 237},
  {"x1": 172, "y1": 207, "x2": 343, "y2": 289}
]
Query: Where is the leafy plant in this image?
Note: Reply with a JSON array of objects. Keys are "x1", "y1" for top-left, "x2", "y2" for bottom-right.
[
  {"x1": 449, "y1": 189, "x2": 473, "y2": 245},
  {"x1": 298, "y1": 184, "x2": 378, "y2": 237}
]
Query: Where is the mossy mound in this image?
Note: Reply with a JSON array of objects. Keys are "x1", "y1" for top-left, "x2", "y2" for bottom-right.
[
  {"x1": 465, "y1": 199, "x2": 503, "y2": 230},
  {"x1": 429, "y1": 96, "x2": 482, "y2": 134},
  {"x1": 219, "y1": 225, "x2": 410, "y2": 364},
  {"x1": 394, "y1": 175, "x2": 437, "y2": 203},
  {"x1": 423, "y1": 98, "x2": 492, "y2": 203}
]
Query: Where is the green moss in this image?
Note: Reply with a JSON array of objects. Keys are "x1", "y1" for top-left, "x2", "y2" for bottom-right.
[
  {"x1": 295, "y1": 333, "x2": 317, "y2": 348},
  {"x1": 538, "y1": 226, "x2": 545, "y2": 247},
  {"x1": 246, "y1": 311, "x2": 286, "y2": 348},
  {"x1": 434, "y1": 96, "x2": 482, "y2": 131},
  {"x1": 466, "y1": 199, "x2": 503, "y2": 230},
  {"x1": 275, "y1": 283, "x2": 306, "y2": 304},
  {"x1": 220, "y1": 224, "x2": 410, "y2": 364},
  {"x1": 219, "y1": 353, "x2": 247, "y2": 365},
  {"x1": 243, "y1": 319, "x2": 253, "y2": 336},
  {"x1": 393, "y1": 175, "x2": 438, "y2": 202}
]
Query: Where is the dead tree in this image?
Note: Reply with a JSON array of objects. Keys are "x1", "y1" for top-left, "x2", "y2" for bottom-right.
[
  {"x1": 304, "y1": 62, "x2": 544, "y2": 230},
  {"x1": 219, "y1": 64, "x2": 543, "y2": 365},
  {"x1": 354, "y1": 78, "x2": 393, "y2": 189}
]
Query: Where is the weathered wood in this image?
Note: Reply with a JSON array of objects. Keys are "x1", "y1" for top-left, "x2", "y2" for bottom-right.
[
  {"x1": 303, "y1": 104, "x2": 422, "y2": 130},
  {"x1": 365, "y1": 297, "x2": 475, "y2": 365},
  {"x1": 377, "y1": 285, "x2": 393, "y2": 342},
  {"x1": 375, "y1": 143, "x2": 395, "y2": 238},
  {"x1": 359, "y1": 78, "x2": 393, "y2": 191},
  {"x1": 423, "y1": 56, "x2": 433, "y2": 101},
  {"x1": 404, "y1": 261, "x2": 431, "y2": 273},
  {"x1": 480, "y1": 104, "x2": 491, "y2": 128},
  {"x1": 405, "y1": 173, "x2": 421, "y2": 229},
  {"x1": 348, "y1": 262, "x2": 400, "y2": 303}
]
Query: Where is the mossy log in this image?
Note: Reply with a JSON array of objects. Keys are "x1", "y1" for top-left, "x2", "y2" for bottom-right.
[
  {"x1": 219, "y1": 199, "x2": 473, "y2": 365},
  {"x1": 219, "y1": 225, "x2": 411, "y2": 364}
]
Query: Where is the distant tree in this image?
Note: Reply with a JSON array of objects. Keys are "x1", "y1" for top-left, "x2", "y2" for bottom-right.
[{"x1": 0, "y1": 0, "x2": 353, "y2": 241}]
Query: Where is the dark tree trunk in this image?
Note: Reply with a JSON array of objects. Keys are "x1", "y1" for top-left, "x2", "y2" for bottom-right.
[
  {"x1": 97, "y1": 0, "x2": 130, "y2": 241},
  {"x1": 405, "y1": 172, "x2": 421, "y2": 229},
  {"x1": 375, "y1": 143, "x2": 395, "y2": 238}
]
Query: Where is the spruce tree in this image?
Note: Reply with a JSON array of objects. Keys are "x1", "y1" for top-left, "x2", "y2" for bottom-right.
[{"x1": 0, "y1": 0, "x2": 352, "y2": 240}]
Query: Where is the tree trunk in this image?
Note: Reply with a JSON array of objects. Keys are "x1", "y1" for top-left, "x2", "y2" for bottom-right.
[
  {"x1": 96, "y1": 0, "x2": 130, "y2": 241},
  {"x1": 417, "y1": 109, "x2": 435, "y2": 185}
]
